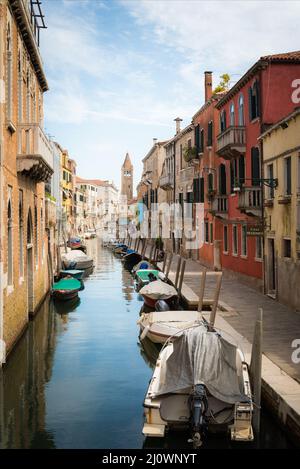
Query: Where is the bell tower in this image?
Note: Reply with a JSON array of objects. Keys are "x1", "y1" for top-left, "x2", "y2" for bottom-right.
[{"x1": 121, "y1": 153, "x2": 133, "y2": 201}]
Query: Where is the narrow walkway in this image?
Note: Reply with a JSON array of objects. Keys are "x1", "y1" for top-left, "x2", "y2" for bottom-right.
[
  {"x1": 163, "y1": 253, "x2": 300, "y2": 382},
  {"x1": 139, "y1": 241, "x2": 300, "y2": 382}
]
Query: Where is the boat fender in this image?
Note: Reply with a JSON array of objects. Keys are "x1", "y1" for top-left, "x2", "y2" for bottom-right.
[
  {"x1": 140, "y1": 325, "x2": 150, "y2": 340},
  {"x1": 158, "y1": 272, "x2": 166, "y2": 281}
]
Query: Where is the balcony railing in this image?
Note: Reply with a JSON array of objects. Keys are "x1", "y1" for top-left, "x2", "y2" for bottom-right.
[
  {"x1": 159, "y1": 173, "x2": 174, "y2": 190},
  {"x1": 217, "y1": 126, "x2": 246, "y2": 159},
  {"x1": 17, "y1": 123, "x2": 53, "y2": 182},
  {"x1": 238, "y1": 186, "x2": 262, "y2": 216},
  {"x1": 213, "y1": 195, "x2": 228, "y2": 213}
]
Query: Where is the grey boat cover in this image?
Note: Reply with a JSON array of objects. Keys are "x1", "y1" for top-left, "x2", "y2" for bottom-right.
[{"x1": 155, "y1": 325, "x2": 246, "y2": 404}]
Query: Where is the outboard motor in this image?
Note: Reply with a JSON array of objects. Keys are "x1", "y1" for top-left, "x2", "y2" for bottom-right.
[
  {"x1": 155, "y1": 300, "x2": 170, "y2": 312},
  {"x1": 188, "y1": 384, "x2": 208, "y2": 448},
  {"x1": 147, "y1": 273, "x2": 157, "y2": 283}
]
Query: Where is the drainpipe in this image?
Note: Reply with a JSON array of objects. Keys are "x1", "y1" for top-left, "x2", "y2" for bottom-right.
[
  {"x1": 0, "y1": 0, "x2": 5, "y2": 366},
  {"x1": 259, "y1": 70, "x2": 266, "y2": 295}
]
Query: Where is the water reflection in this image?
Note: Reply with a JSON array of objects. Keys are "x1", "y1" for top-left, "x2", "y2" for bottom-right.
[{"x1": 0, "y1": 239, "x2": 297, "y2": 449}]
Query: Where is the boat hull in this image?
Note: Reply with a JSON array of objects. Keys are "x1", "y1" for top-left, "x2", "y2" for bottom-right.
[{"x1": 51, "y1": 290, "x2": 79, "y2": 301}]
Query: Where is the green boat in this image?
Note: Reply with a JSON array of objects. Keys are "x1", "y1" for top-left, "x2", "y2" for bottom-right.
[
  {"x1": 51, "y1": 277, "x2": 82, "y2": 301},
  {"x1": 135, "y1": 269, "x2": 160, "y2": 289}
]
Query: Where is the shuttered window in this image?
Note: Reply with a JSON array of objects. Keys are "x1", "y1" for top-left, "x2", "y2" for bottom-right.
[
  {"x1": 285, "y1": 157, "x2": 292, "y2": 195},
  {"x1": 199, "y1": 129, "x2": 204, "y2": 153},
  {"x1": 219, "y1": 164, "x2": 227, "y2": 195},
  {"x1": 207, "y1": 121, "x2": 213, "y2": 146},
  {"x1": 239, "y1": 155, "x2": 245, "y2": 185},
  {"x1": 251, "y1": 147, "x2": 260, "y2": 186},
  {"x1": 248, "y1": 81, "x2": 260, "y2": 121}
]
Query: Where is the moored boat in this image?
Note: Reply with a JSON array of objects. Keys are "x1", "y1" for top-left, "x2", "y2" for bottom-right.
[
  {"x1": 61, "y1": 250, "x2": 93, "y2": 270},
  {"x1": 60, "y1": 269, "x2": 84, "y2": 280},
  {"x1": 143, "y1": 325, "x2": 254, "y2": 446},
  {"x1": 138, "y1": 310, "x2": 203, "y2": 344},
  {"x1": 139, "y1": 280, "x2": 177, "y2": 309},
  {"x1": 51, "y1": 277, "x2": 82, "y2": 301}
]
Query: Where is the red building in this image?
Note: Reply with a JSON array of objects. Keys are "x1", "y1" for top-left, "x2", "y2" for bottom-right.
[
  {"x1": 192, "y1": 72, "x2": 225, "y2": 268},
  {"x1": 214, "y1": 51, "x2": 300, "y2": 289}
]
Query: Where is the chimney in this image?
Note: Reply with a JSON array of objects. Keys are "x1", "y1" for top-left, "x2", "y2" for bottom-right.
[
  {"x1": 204, "y1": 71, "x2": 213, "y2": 102},
  {"x1": 153, "y1": 138, "x2": 158, "y2": 145},
  {"x1": 174, "y1": 117, "x2": 183, "y2": 134}
]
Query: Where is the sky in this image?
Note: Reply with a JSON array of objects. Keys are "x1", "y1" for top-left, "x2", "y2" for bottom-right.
[{"x1": 41, "y1": 0, "x2": 300, "y2": 192}]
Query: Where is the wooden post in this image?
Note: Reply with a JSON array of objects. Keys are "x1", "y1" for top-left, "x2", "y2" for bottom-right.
[
  {"x1": 142, "y1": 240, "x2": 147, "y2": 259},
  {"x1": 134, "y1": 238, "x2": 138, "y2": 251},
  {"x1": 209, "y1": 272, "x2": 223, "y2": 328},
  {"x1": 250, "y1": 308, "x2": 263, "y2": 437},
  {"x1": 150, "y1": 244, "x2": 155, "y2": 263},
  {"x1": 137, "y1": 238, "x2": 141, "y2": 254},
  {"x1": 166, "y1": 253, "x2": 173, "y2": 279},
  {"x1": 178, "y1": 259, "x2": 186, "y2": 296},
  {"x1": 162, "y1": 252, "x2": 168, "y2": 273},
  {"x1": 197, "y1": 268, "x2": 207, "y2": 312},
  {"x1": 175, "y1": 256, "x2": 182, "y2": 289}
]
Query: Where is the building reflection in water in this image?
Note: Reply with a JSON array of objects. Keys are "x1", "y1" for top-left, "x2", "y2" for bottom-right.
[{"x1": 0, "y1": 298, "x2": 64, "y2": 449}]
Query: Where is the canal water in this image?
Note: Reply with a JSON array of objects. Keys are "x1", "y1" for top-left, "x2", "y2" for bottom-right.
[{"x1": 0, "y1": 239, "x2": 296, "y2": 449}]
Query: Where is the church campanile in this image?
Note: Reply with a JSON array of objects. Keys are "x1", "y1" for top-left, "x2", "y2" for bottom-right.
[{"x1": 121, "y1": 153, "x2": 133, "y2": 201}]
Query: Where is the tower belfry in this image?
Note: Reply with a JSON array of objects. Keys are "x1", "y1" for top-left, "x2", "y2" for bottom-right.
[{"x1": 121, "y1": 153, "x2": 133, "y2": 201}]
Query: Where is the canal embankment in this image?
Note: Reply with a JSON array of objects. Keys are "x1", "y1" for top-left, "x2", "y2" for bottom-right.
[{"x1": 147, "y1": 249, "x2": 300, "y2": 446}]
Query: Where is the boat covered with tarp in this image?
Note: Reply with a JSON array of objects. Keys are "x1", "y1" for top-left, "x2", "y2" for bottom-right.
[
  {"x1": 143, "y1": 325, "x2": 253, "y2": 446},
  {"x1": 62, "y1": 250, "x2": 93, "y2": 270},
  {"x1": 60, "y1": 269, "x2": 84, "y2": 280},
  {"x1": 139, "y1": 280, "x2": 177, "y2": 308},
  {"x1": 138, "y1": 310, "x2": 203, "y2": 344}
]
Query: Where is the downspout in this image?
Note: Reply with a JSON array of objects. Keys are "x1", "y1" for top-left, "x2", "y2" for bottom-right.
[
  {"x1": 0, "y1": 0, "x2": 5, "y2": 366},
  {"x1": 259, "y1": 69, "x2": 266, "y2": 295}
]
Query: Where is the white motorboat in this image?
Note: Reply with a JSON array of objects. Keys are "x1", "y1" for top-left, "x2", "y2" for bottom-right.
[
  {"x1": 138, "y1": 310, "x2": 203, "y2": 344},
  {"x1": 139, "y1": 280, "x2": 178, "y2": 308},
  {"x1": 61, "y1": 249, "x2": 93, "y2": 270},
  {"x1": 143, "y1": 325, "x2": 253, "y2": 446}
]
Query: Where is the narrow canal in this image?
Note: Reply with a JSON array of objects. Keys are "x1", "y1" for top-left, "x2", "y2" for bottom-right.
[{"x1": 0, "y1": 239, "x2": 296, "y2": 449}]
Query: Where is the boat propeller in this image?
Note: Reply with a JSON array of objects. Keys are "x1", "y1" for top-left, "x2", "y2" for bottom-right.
[{"x1": 188, "y1": 384, "x2": 208, "y2": 448}]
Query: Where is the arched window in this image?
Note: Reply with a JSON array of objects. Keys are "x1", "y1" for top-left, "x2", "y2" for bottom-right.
[
  {"x1": 26, "y1": 71, "x2": 30, "y2": 122},
  {"x1": 18, "y1": 49, "x2": 23, "y2": 122},
  {"x1": 34, "y1": 196, "x2": 38, "y2": 265},
  {"x1": 249, "y1": 80, "x2": 260, "y2": 121},
  {"x1": 238, "y1": 94, "x2": 244, "y2": 125},
  {"x1": 6, "y1": 22, "x2": 12, "y2": 122},
  {"x1": 220, "y1": 110, "x2": 226, "y2": 133},
  {"x1": 251, "y1": 147, "x2": 260, "y2": 186},
  {"x1": 7, "y1": 196, "x2": 13, "y2": 286},
  {"x1": 27, "y1": 209, "x2": 33, "y2": 244},
  {"x1": 219, "y1": 164, "x2": 227, "y2": 195},
  {"x1": 230, "y1": 103, "x2": 235, "y2": 126},
  {"x1": 208, "y1": 172, "x2": 214, "y2": 191},
  {"x1": 19, "y1": 191, "x2": 24, "y2": 277}
]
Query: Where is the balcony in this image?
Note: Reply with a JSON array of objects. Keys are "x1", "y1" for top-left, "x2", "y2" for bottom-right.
[
  {"x1": 211, "y1": 195, "x2": 228, "y2": 218},
  {"x1": 159, "y1": 173, "x2": 174, "y2": 190},
  {"x1": 17, "y1": 124, "x2": 53, "y2": 182},
  {"x1": 217, "y1": 126, "x2": 246, "y2": 159},
  {"x1": 238, "y1": 186, "x2": 262, "y2": 217}
]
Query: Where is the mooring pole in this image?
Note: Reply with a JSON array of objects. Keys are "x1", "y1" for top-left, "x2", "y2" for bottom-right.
[
  {"x1": 165, "y1": 253, "x2": 173, "y2": 279},
  {"x1": 250, "y1": 308, "x2": 263, "y2": 437},
  {"x1": 162, "y1": 251, "x2": 168, "y2": 273},
  {"x1": 175, "y1": 257, "x2": 182, "y2": 289},
  {"x1": 178, "y1": 259, "x2": 186, "y2": 296},
  {"x1": 209, "y1": 272, "x2": 222, "y2": 329},
  {"x1": 197, "y1": 268, "x2": 207, "y2": 312}
]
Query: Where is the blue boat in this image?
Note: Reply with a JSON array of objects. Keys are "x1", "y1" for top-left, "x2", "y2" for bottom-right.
[{"x1": 60, "y1": 269, "x2": 84, "y2": 280}]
